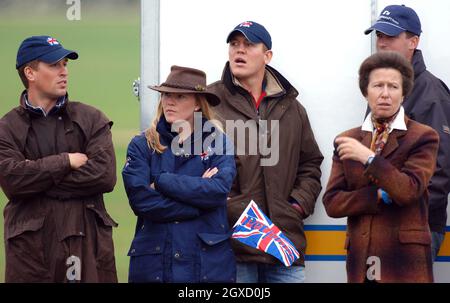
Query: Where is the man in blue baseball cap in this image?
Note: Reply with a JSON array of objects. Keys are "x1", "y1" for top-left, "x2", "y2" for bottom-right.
[
  {"x1": 226, "y1": 21, "x2": 272, "y2": 50},
  {"x1": 365, "y1": 4, "x2": 422, "y2": 38},
  {"x1": 16, "y1": 35, "x2": 79, "y2": 69},
  {"x1": 365, "y1": 5, "x2": 450, "y2": 265},
  {"x1": 209, "y1": 21, "x2": 323, "y2": 283},
  {"x1": 0, "y1": 36, "x2": 118, "y2": 282}
]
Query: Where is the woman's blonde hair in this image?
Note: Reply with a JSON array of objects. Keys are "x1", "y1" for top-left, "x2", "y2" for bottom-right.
[{"x1": 145, "y1": 94, "x2": 221, "y2": 153}]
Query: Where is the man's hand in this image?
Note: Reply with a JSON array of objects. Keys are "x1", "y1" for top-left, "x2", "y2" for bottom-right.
[
  {"x1": 335, "y1": 136, "x2": 375, "y2": 164},
  {"x1": 291, "y1": 202, "x2": 306, "y2": 219},
  {"x1": 68, "y1": 153, "x2": 88, "y2": 169}
]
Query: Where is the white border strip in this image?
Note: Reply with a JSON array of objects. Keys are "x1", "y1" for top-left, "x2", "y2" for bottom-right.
[{"x1": 140, "y1": 0, "x2": 160, "y2": 131}]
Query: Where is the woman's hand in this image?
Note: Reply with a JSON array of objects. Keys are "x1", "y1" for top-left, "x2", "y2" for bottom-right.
[
  {"x1": 335, "y1": 136, "x2": 375, "y2": 164},
  {"x1": 202, "y1": 167, "x2": 218, "y2": 178}
]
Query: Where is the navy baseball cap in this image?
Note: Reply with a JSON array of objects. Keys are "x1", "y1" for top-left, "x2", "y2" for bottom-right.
[
  {"x1": 226, "y1": 21, "x2": 272, "y2": 50},
  {"x1": 365, "y1": 5, "x2": 422, "y2": 37},
  {"x1": 16, "y1": 35, "x2": 78, "y2": 69}
]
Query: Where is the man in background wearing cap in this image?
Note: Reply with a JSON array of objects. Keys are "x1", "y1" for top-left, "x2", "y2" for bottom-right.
[
  {"x1": 209, "y1": 21, "x2": 323, "y2": 283},
  {"x1": 0, "y1": 36, "x2": 118, "y2": 282},
  {"x1": 365, "y1": 5, "x2": 450, "y2": 263}
]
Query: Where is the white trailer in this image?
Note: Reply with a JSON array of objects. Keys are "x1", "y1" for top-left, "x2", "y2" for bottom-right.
[{"x1": 139, "y1": 0, "x2": 450, "y2": 282}]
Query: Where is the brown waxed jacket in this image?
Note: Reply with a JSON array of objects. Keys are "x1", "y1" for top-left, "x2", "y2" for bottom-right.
[
  {"x1": 0, "y1": 91, "x2": 118, "y2": 282},
  {"x1": 323, "y1": 117, "x2": 439, "y2": 282},
  {"x1": 208, "y1": 63, "x2": 323, "y2": 266}
]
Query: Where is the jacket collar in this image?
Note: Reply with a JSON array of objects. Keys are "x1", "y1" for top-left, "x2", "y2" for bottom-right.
[
  {"x1": 220, "y1": 62, "x2": 299, "y2": 120},
  {"x1": 156, "y1": 115, "x2": 178, "y2": 145},
  {"x1": 156, "y1": 115, "x2": 217, "y2": 154},
  {"x1": 411, "y1": 49, "x2": 426, "y2": 79},
  {"x1": 19, "y1": 90, "x2": 68, "y2": 117},
  {"x1": 362, "y1": 106, "x2": 407, "y2": 133},
  {"x1": 231, "y1": 68, "x2": 286, "y2": 99},
  {"x1": 221, "y1": 62, "x2": 298, "y2": 99},
  {"x1": 10, "y1": 91, "x2": 71, "y2": 151}
]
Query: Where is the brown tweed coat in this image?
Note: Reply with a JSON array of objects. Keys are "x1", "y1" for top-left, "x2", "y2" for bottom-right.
[{"x1": 323, "y1": 116, "x2": 439, "y2": 283}]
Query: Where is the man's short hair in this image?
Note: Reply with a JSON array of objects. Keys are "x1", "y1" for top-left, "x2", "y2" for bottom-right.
[{"x1": 17, "y1": 60, "x2": 40, "y2": 89}]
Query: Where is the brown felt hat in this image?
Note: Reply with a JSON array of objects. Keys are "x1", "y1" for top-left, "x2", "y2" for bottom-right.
[{"x1": 149, "y1": 65, "x2": 220, "y2": 106}]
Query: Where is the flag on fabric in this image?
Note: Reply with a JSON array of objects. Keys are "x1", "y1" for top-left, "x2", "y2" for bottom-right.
[{"x1": 232, "y1": 200, "x2": 300, "y2": 266}]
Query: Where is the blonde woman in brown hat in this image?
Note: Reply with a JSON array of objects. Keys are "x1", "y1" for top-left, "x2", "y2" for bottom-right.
[{"x1": 122, "y1": 66, "x2": 237, "y2": 283}]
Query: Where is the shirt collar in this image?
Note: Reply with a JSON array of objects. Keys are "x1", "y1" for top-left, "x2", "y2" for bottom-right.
[
  {"x1": 362, "y1": 106, "x2": 407, "y2": 133},
  {"x1": 24, "y1": 93, "x2": 66, "y2": 117}
]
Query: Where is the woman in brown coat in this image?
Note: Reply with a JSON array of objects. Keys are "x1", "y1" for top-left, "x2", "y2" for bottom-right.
[{"x1": 323, "y1": 51, "x2": 439, "y2": 283}]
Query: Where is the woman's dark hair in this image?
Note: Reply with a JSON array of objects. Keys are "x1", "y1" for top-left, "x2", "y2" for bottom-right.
[{"x1": 359, "y1": 51, "x2": 414, "y2": 97}]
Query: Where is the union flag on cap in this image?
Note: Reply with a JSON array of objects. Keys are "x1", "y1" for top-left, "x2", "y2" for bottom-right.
[
  {"x1": 47, "y1": 37, "x2": 59, "y2": 46},
  {"x1": 239, "y1": 21, "x2": 253, "y2": 28}
]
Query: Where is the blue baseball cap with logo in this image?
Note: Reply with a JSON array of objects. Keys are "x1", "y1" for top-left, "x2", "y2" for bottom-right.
[
  {"x1": 226, "y1": 21, "x2": 272, "y2": 50},
  {"x1": 16, "y1": 35, "x2": 78, "y2": 69},
  {"x1": 365, "y1": 5, "x2": 422, "y2": 37}
]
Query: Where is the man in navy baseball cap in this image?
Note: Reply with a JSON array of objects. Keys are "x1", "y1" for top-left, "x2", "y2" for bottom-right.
[
  {"x1": 226, "y1": 21, "x2": 272, "y2": 50},
  {"x1": 364, "y1": 4, "x2": 422, "y2": 37},
  {"x1": 16, "y1": 35, "x2": 78, "y2": 69},
  {"x1": 364, "y1": 5, "x2": 450, "y2": 266},
  {"x1": 208, "y1": 19, "x2": 323, "y2": 283},
  {"x1": 1, "y1": 35, "x2": 118, "y2": 283}
]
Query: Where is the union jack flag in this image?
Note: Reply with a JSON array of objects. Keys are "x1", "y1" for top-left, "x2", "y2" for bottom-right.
[
  {"x1": 239, "y1": 21, "x2": 253, "y2": 28},
  {"x1": 47, "y1": 37, "x2": 59, "y2": 45},
  {"x1": 232, "y1": 200, "x2": 301, "y2": 266}
]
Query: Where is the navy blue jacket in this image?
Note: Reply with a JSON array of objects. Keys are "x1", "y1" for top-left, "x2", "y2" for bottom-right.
[
  {"x1": 122, "y1": 117, "x2": 237, "y2": 283},
  {"x1": 404, "y1": 50, "x2": 450, "y2": 234}
]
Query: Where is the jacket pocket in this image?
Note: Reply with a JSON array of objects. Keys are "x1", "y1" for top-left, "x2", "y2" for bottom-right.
[
  {"x1": 128, "y1": 236, "x2": 165, "y2": 283},
  {"x1": 86, "y1": 204, "x2": 118, "y2": 228},
  {"x1": 5, "y1": 217, "x2": 45, "y2": 240},
  {"x1": 197, "y1": 232, "x2": 236, "y2": 283},
  {"x1": 398, "y1": 230, "x2": 431, "y2": 245},
  {"x1": 86, "y1": 205, "x2": 118, "y2": 280},
  {"x1": 277, "y1": 197, "x2": 303, "y2": 221},
  {"x1": 272, "y1": 197, "x2": 303, "y2": 237},
  {"x1": 5, "y1": 217, "x2": 48, "y2": 277}
]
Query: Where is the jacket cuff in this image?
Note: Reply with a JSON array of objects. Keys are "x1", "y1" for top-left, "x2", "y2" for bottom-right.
[
  {"x1": 364, "y1": 155, "x2": 390, "y2": 184},
  {"x1": 289, "y1": 193, "x2": 310, "y2": 217}
]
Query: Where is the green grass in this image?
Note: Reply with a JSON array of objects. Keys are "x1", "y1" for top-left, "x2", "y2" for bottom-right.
[{"x1": 0, "y1": 7, "x2": 141, "y2": 283}]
